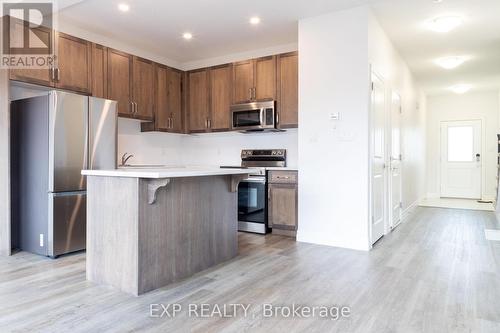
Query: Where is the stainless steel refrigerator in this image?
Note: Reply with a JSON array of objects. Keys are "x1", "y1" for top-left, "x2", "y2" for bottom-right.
[{"x1": 11, "y1": 91, "x2": 117, "y2": 258}]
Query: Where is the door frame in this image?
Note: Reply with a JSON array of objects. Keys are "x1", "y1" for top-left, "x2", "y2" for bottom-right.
[
  {"x1": 438, "y1": 118, "x2": 485, "y2": 199},
  {"x1": 368, "y1": 69, "x2": 388, "y2": 248},
  {"x1": 389, "y1": 91, "x2": 402, "y2": 229}
]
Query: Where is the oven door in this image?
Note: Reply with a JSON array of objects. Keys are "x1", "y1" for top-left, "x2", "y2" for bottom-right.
[{"x1": 237, "y1": 176, "x2": 267, "y2": 233}]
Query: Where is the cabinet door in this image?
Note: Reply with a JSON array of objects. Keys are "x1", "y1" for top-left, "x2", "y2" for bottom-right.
[
  {"x1": 277, "y1": 52, "x2": 298, "y2": 128},
  {"x1": 167, "y1": 68, "x2": 183, "y2": 133},
  {"x1": 255, "y1": 56, "x2": 276, "y2": 101},
  {"x1": 55, "y1": 32, "x2": 92, "y2": 94},
  {"x1": 107, "y1": 49, "x2": 133, "y2": 117},
  {"x1": 9, "y1": 25, "x2": 54, "y2": 87},
  {"x1": 155, "y1": 65, "x2": 169, "y2": 130},
  {"x1": 91, "y1": 44, "x2": 108, "y2": 98},
  {"x1": 132, "y1": 57, "x2": 155, "y2": 121},
  {"x1": 268, "y1": 183, "x2": 298, "y2": 230},
  {"x1": 188, "y1": 70, "x2": 209, "y2": 133},
  {"x1": 210, "y1": 65, "x2": 232, "y2": 131},
  {"x1": 232, "y1": 60, "x2": 253, "y2": 103}
]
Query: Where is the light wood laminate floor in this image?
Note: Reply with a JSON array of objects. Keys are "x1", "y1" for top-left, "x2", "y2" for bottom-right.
[{"x1": 1, "y1": 207, "x2": 500, "y2": 332}]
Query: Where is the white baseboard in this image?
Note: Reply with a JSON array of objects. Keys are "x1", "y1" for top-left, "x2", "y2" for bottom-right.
[{"x1": 401, "y1": 199, "x2": 419, "y2": 223}]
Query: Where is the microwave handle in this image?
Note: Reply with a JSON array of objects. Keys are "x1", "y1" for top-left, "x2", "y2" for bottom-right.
[{"x1": 260, "y1": 108, "x2": 265, "y2": 126}]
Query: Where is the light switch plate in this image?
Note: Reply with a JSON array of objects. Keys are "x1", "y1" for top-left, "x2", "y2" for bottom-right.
[{"x1": 330, "y1": 112, "x2": 340, "y2": 121}]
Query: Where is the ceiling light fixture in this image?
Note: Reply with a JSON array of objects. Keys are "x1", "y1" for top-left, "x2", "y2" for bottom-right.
[
  {"x1": 118, "y1": 3, "x2": 129, "y2": 12},
  {"x1": 250, "y1": 16, "x2": 261, "y2": 25},
  {"x1": 435, "y1": 56, "x2": 468, "y2": 69},
  {"x1": 449, "y1": 84, "x2": 472, "y2": 94},
  {"x1": 426, "y1": 15, "x2": 463, "y2": 33},
  {"x1": 183, "y1": 32, "x2": 193, "y2": 40}
]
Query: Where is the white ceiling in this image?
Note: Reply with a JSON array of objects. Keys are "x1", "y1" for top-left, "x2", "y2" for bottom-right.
[
  {"x1": 57, "y1": 0, "x2": 373, "y2": 62},
  {"x1": 55, "y1": 0, "x2": 500, "y2": 95},
  {"x1": 371, "y1": 0, "x2": 500, "y2": 95}
]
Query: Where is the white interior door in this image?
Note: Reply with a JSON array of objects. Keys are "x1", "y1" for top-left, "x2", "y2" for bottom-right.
[
  {"x1": 440, "y1": 120, "x2": 482, "y2": 199},
  {"x1": 390, "y1": 93, "x2": 402, "y2": 228},
  {"x1": 371, "y1": 74, "x2": 386, "y2": 245}
]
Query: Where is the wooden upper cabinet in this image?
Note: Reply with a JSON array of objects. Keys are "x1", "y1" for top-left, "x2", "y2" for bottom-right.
[
  {"x1": 132, "y1": 57, "x2": 154, "y2": 121},
  {"x1": 209, "y1": 65, "x2": 232, "y2": 131},
  {"x1": 91, "y1": 44, "x2": 108, "y2": 98},
  {"x1": 107, "y1": 49, "x2": 133, "y2": 117},
  {"x1": 232, "y1": 60, "x2": 254, "y2": 103},
  {"x1": 55, "y1": 32, "x2": 91, "y2": 94},
  {"x1": 167, "y1": 68, "x2": 183, "y2": 133},
  {"x1": 254, "y1": 56, "x2": 276, "y2": 101},
  {"x1": 155, "y1": 66, "x2": 183, "y2": 132},
  {"x1": 9, "y1": 25, "x2": 54, "y2": 87},
  {"x1": 232, "y1": 57, "x2": 276, "y2": 103},
  {"x1": 188, "y1": 70, "x2": 209, "y2": 132},
  {"x1": 277, "y1": 52, "x2": 298, "y2": 128},
  {"x1": 155, "y1": 65, "x2": 169, "y2": 130}
]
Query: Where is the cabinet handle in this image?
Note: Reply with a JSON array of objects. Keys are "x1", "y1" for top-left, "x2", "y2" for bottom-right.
[
  {"x1": 208, "y1": 119, "x2": 211, "y2": 128},
  {"x1": 252, "y1": 87, "x2": 256, "y2": 100},
  {"x1": 168, "y1": 118, "x2": 172, "y2": 129},
  {"x1": 249, "y1": 88, "x2": 252, "y2": 101},
  {"x1": 129, "y1": 101, "x2": 133, "y2": 114},
  {"x1": 134, "y1": 102, "x2": 138, "y2": 115},
  {"x1": 50, "y1": 68, "x2": 55, "y2": 81},
  {"x1": 56, "y1": 68, "x2": 60, "y2": 82}
]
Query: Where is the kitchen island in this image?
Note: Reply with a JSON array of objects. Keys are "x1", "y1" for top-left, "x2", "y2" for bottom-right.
[{"x1": 81, "y1": 167, "x2": 252, "y2": 296}]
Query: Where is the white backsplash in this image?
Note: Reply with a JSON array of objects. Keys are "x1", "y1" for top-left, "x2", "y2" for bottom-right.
[{"x1": 118, "y1": 118, "x2": 298, "y2": 167}]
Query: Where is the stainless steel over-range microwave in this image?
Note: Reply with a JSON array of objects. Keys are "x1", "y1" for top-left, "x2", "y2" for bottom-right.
[{"x1": 231, "y1": 101, "x2": 277, "y2": 131}]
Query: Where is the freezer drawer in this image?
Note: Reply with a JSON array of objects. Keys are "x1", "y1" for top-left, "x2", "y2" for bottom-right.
[
  {"x1": 49, "y1": 192, "x2": 86, "y2": 257},
  {"x1": 49, "y1": 91, "x2": 89, "y2": 192}
]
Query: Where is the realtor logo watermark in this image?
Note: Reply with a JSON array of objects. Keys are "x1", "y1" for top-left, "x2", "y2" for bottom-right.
[
  {"x1": 150, "y1": 303, "x2": 352, "y2": 321},
  {"x1": 0, "y1": 1, "x2": 57, "y2": 69}
]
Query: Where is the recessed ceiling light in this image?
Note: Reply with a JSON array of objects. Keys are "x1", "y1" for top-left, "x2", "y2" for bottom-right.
[
  {"x1": 250, "y1": 17, "x2": 261, "y2": 25},
  {"x1": 433, "y1": 0, "x2": 443, "y2": 3},
  {"x1": 183, "y1": 32, "x2": 193, "y2": 40},
  {"x1": 118, "y1": 3, "x2": 129, "y2": 12},
  {"x1": 449, "y1": 84, "x2": 472, "y2": 94},
  {"x1": 426, "y1": 15, "x2": 463, "y2": 33},
  {"x1": 435, "y1": 56, "x2": 468, "y2": 69}
]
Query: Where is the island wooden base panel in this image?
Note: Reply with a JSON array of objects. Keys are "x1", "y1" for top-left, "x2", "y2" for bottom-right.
[
  {"x1": 86, "y1": 175, "x2": 238, "y2": 296},
  {"x1": 2, "y1": 207, "x2": 500, "y2": 332}
]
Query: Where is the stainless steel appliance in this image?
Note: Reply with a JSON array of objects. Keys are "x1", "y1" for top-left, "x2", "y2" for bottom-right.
[
  {"x1": 11, "y1": 91, "x2": 117, "y2": 257},
  {"x1": 231, "y1": 101, "x2": 281, "y2": 132},
  {"x1": 222, "y1": 149, "x2": 286, "y2": 234}
]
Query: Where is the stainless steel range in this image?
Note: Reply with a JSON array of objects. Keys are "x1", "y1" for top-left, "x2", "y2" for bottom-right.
[{"x1": 222, "y1": 149, "x2": 286, "y2": 234}]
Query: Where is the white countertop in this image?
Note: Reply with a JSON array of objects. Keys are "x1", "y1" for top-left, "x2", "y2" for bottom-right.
[
  {"x1": 81, "y1": 167, "x2": 256, "y2": 179},
  {"x1": 265, "y1": 167, "x2": 298, "y2": 171}
]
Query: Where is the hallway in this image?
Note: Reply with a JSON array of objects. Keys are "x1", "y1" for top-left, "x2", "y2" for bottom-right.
[{"x1": 1, "y1": 207, "x2": 500, "y2": 332}]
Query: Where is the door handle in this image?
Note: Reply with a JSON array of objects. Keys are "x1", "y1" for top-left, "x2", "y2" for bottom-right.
[{"x1": 476, "y1": 153, "x2": 481, "y2": 162}]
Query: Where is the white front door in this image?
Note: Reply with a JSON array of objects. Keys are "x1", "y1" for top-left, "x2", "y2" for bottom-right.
[
  {"x1": 390, "y1": 93, "x2": 402, "y2": 228},
  {"x1": 371, "y1": 73, "x2": 386, "y2": 245},
  {"x1": 440, "y1": 120, "x2": 482, "y2": 199}
]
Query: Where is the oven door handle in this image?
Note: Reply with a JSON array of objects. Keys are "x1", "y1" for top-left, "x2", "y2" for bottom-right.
[{"x1": 242, "y1": 177, "x2": 266, "y2": 183}]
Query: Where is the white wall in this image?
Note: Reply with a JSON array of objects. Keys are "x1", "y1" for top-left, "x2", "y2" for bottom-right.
[
  {"x1": 297, "y1": 7, "x2": 425, "y2": 251},
  {"x1": 426, "y1": 90, "x2": 500, "y2": 199},
  {"x1": 298, "y1": 7, "x2": 371, "y2": 251},
  {"x1": 118, "y1": 119, "x2": 298, "y2": 167},
  {"x1": 368, "y1": 14, "x2": 427, "y2": 211}
]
